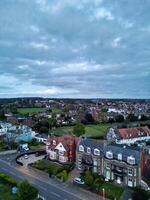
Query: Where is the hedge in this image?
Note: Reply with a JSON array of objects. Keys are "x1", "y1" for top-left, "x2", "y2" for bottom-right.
[{"x1": 0, "y1": 172, "x2": 18, "y2": 186}]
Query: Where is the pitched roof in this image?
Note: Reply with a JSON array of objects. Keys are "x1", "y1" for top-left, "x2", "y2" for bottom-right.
[
  {"x1": 78, "y1": 138, "x2": 141, "y2": 165},
  {"x1": 117, "y1": 126, "x2": 150, "y2": 139}
]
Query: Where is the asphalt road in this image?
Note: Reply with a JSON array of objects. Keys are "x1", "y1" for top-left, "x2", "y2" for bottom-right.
[{"x1": 0, "y1": 159, "x2": 83, "y2": 200}]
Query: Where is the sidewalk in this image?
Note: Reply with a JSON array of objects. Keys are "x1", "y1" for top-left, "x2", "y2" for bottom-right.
[
  {"x1": 0, "y1": 150, "x2": 17, "y2": 155},
  {"x1": 19, "y1": 165, "x2": 105, "y2": 200}
]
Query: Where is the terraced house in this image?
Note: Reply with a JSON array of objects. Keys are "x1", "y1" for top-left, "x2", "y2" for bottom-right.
[{"x1": 76, "y1": 138, "x2": 147, "y2": 187}]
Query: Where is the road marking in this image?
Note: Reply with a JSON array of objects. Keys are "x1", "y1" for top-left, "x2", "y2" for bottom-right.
[
  {"x1": 50, "y1": 191, "x2": 61, "y2": 198},
  {"x1": 9, "y1": 171, "x2": 16, "y2": 176},
  {"x1": 38, "y1": 185, "x2": 47, "y2": 191},
  {"x1": 1, "y1": 167, "x2": 6, "y2": 171}
]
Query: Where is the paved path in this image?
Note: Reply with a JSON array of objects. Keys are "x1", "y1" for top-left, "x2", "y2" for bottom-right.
[{"x1": 0, "y1": 150, "x2": 16, "y2": 155}]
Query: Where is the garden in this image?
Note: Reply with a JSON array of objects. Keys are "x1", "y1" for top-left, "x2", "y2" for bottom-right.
[
  {"x1": 31, "y1": 159, "x2": 72, "y2": 182},
  {"x1": 79, "y1": 170, "x2": 124, "y2": 200}
]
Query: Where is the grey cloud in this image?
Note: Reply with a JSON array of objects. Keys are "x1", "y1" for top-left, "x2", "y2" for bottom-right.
[{"x1": 0, "y1": 0, "x2": 149, "y2": 98}]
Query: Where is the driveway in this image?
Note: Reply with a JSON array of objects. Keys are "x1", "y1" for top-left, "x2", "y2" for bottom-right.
[{"x1": 17, "y1": 154, "x2": 45, "y2": 167}]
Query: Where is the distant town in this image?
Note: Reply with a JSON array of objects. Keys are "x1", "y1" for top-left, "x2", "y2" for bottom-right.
[{"x1": 0, "y1": 98, "x2": 150, "y2": 200}]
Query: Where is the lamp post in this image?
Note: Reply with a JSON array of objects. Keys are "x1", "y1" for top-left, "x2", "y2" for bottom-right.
[{"x1": 102, "y1": 188, "x2": 105, "y2": 200}]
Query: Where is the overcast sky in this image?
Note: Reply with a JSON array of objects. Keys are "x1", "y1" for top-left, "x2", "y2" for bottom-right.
[{"x1": 0, "y1": 0, "x2": 150, "y2": 98}]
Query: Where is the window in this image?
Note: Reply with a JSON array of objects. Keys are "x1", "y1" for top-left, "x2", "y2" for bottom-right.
[
  {"x1": 128, "y1": 168, "x2": 133, "y2": 176},
  {"x1": 106, "y1": 151, "x2": 113, "y2": 159},
  {"x1": 134, "y1": 168, "x2": 136, "y2": 176},
  {"x1": 59, "y1": 151, "x2": 64, "y2": 155},
  {"x1": 127, "y1": 156, "x2": 135, "y2": 165},
  {"x1": 79, "y1": 145, "x2": 84, "y2": 152},
  {"x1": 53, "y1": 140, "x2": 56, "y2": 145},
  {"x1": 106, "y1": 162, "x2": 111, "y2": 169},
  {"x1": 93, "y1": 160, "x2": 98, "y2": 166},
  {"x1": 87, "y1": 147, "x2": 91, "y2": 154},
  {"x1": 118, "y1": 153, "x2": 122, "y2": 161},
  {"x1": 94, "y1": 149, "x2": 100, "y2": 156}
]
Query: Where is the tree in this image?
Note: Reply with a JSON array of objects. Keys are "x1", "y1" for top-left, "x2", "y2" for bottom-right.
[
  {"x1": 132, "y1": 187, "x2": 148, "y2": 200},
  {"x1": 73, "y1": 123, "x2": 85, "y2": 136},
  {"x1": 115, "y1": 114, "x2": 124, "y2": 122},
  {"x1": 17, "y1": 180, "x2": 38, "y2": 200},
  {"x1": 84, "y1": 171, "x2": 94, "y2": 186}
]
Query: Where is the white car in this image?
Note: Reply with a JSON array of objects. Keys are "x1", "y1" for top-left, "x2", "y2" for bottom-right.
[
  {"x1": 73, "y1": 177, "x2": 85, "y2": 185},
  {"x1": 24, "y1": 154, "x2": 28, "y2": 159}
]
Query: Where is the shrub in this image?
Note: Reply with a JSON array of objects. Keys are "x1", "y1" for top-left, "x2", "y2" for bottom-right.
[
  {"x1": 17, "y1": 180, "x2": 38, "y2": 200},
  {"x1": 0, "y1": 172, "x2": 18, "y2": 186},
  {"x1": 84, "y1": 171, "x2": 94, "y2": 186},
  {"x1": 56, "y1": 170, "x2": 68, "y2": 182}
]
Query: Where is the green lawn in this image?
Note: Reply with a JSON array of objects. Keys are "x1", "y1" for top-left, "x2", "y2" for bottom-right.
[
  {"x1": 99, "y1": 181, "x2": 124, "y2": 200},
  {"x1": 49, "y1": 123, "x2": 110, "y2": 137},
  {"x1": 17, "y1": 107, "x2": 48, "y2": 114},
  {"x1": 17, "y1": 107, "x2": 62, "y2": 114}
]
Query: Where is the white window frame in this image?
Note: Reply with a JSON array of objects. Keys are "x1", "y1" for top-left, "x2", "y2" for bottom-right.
[
  {"x1": 106, "y1": 151, "x2": 113, "y2": 159},
  {"x1": 128, "y1": 168, "x2": 133, "y2": 176},
  {"x1": 127, "y1": 156, "x2": 135, "y2": 165},
  {"x1": 94, "y1": 149, "x2": 100, "y2": 156},
  {"x1": 118, "y1": 153, "x2": 122, "y2": 161},
  {"x1": 79, "y1": 145, "x2": 84, "y2": 152},
  {"x1": 53, "y1": 140, "x2": 56, "y2": 145},
  {"x1": 87, "y1": 147, "x2": 91, "y2": 154}
]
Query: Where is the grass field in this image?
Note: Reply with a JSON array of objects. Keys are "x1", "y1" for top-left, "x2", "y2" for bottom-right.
[
  {"x1": 17, "y1": 107, "x2": 62, "y2": 114},
  {"x1": 49, "y1": 123, "x2": 110, "y2": 137}
]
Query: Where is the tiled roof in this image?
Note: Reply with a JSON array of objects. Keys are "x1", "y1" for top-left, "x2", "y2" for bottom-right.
[
  {"x1": 78, "y1": 138, "x2": 141, "y2": 164},
  {"x1": 117, "y1": 126, "x2": 150, "y2": 139},
  {"x1": 103, "y1": 143, "x2": 140, "y2": 164}
]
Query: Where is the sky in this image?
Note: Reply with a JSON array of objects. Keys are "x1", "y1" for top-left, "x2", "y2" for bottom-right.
[{"x1": 0, "y1": 0, "x2": 150, "y2": 99}]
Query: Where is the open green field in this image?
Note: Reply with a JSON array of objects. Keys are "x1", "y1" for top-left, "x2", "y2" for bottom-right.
[
  {"x1": 49, "y1": 123, "x2": 110, "y2": 137},
  {"x1": 17, "y1": 107, "x2": 62, "y2": 114}
]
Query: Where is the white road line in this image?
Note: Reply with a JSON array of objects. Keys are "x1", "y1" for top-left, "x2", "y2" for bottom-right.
[
  {"x1": 50, "y1": 191, "x2": 61, "y2": 198},
  {"x1": 9, "y1": 171, "x2": 16, "y2": 176},
  {"x1": 1, "y1": 167, "x2": 6, "y2": 171},
  {"x1": 38, "y1": 185, "x2": 47, "y2": 191}
]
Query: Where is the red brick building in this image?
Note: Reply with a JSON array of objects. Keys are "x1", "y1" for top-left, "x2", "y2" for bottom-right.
[{"x1": 46, "y1": 132, "x2": 79, "y2": 164}]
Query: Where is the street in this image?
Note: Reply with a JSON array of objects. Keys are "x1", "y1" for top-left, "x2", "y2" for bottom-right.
[{"x1": 0, "y1": 158, "x2": 102, "y2": 200}]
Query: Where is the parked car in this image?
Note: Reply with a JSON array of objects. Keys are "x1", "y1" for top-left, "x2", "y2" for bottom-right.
[
  {"x1": 24, "y1": 154, "x2": 28, "y2": 159},
  {"x1": 73, "y1": 177, "x2": 85, "y2": 185}
]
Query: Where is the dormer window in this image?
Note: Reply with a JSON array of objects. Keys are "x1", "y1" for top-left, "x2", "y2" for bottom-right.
[
  {"x1": 94, "y1": 149, "x2": 100, "y2": 156},
  {"x1": 79, "y1": 145, "x2": 84, "y2": 152},
  {"x1": 118, "y1": 153, "x2": 122, "y2": 161},
  {"x1": 106, "y1": 151, "x2": 113, "y2": 159},
  {"x1": 87, "y1": 147, "x2": 91, "y2": 154},
  {"x1": 53, "y1": 140, "x2": 56, "y2": 145},
  {"x1": 127, "y1": 156, "x2": 135, "y2": 165}
]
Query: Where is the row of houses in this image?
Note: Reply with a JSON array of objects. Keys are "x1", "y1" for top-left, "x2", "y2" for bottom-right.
[
  {"x1": 0, "y1": 121, "x2": 36, "y2": 143},
  {"x1": 76, "y1": 138, "x2": 147, "y2": 188},
  {"x1": 107, "y1": 126, "x2": 150, "y2": 144},
  {"x1": 46, "y1": 127, "x2": 150, "y2": 188}
]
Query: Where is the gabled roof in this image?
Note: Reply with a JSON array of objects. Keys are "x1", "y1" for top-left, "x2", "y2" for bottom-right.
[{"x1": 117, "y1": 126, "x2": 150, "y2": 139}]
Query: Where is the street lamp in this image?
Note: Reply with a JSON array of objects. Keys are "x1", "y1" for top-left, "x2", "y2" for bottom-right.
[{"x1": 102, "y1": 188, "x2": 105, "y2": 200}]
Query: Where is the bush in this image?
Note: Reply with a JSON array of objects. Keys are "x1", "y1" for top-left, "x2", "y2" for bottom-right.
[
  {"x1": 56, "y1": 170, "x2": 68, "y2": 182},
  {"x1": 0, "y1": 172, "x2": 18, "y2": 186},
  {"x1": 84, "y1": 171, "x2": 94, "y2": 186},
  {"x1": 17, "y1": 180, "x2": 38, "y2": 200}
]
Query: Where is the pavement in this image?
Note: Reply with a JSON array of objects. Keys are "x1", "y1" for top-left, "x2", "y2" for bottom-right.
[
  {"x1": 17, "y1": 154, "x2": 45, "y2": 167},
  {"x1": 0, "y1": 154, "x2": 103, "y2": 200}
]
